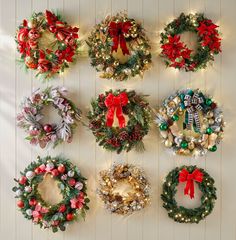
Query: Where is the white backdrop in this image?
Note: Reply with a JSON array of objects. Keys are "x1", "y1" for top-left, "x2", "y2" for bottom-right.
[{"x1": 1, "y1": 0, "x2": 236, "y2": 240}]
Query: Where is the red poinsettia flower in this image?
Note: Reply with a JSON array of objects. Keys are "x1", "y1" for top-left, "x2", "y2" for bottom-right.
[
  {"x1": 161, "y1": 35, "x2": 183, "y2": 60},
  {"x1": 162, "y1": 35, "x2": 193, "y2": 69},
  {"x1": 197, "y1": 20, "x2": 219, "y2": 36}
]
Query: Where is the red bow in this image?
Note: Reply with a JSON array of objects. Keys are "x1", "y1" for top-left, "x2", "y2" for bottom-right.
[
  {"x1": 108, "y1": 21, "x2": 132, "y2": 55},
  {"x1": 45, "y1": 10, "x2": 79, "y2": 41},
  {"x1": 178, "y1": 168, "x2": 203, "y2": 199},
  {"x1": 104, "y1": 92, "x2": 128, "y2": 128}
]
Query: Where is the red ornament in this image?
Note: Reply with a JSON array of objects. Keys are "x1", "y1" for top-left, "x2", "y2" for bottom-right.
[
  {"x1": 19, "y1": 176, "x2": 27, "y2": 185},
  {"x1": 51, "y1": 169, "x2": 59, "y2": 177},
  {"x1": 58, "y1": 204, "x2": 66, "y2": 213},
  {"x1": 66, "y1": 213, "x2": 74, "y2": 221},
  {"x1": 58, "y1": 164, "x2": 65, "y2": 173},
  {"x1": 43, "y1": 124, "x2": 53, "y2": 133},
  {"x1": 29, "y1": 198, "x2": 37, "y2": 206},
  {"x1": 68, "y1": 178, "x2": 76, "y2": 186},
  {"x1": 17, "y1": 200, "x2": 24, "y2": 208},
  {"x1": 34, "y1": 167, "x2": 41, "y2": 174}
]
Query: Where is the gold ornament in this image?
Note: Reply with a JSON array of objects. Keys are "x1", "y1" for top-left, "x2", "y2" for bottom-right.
[
  {"x1": 188, "y1": 142, "x2": 195, "y2": 150},
  {"x1": 113, "y1": 60, "x2": 119, "y2": 67},
  {"x1": 165, "y1": 139, "x2": 173, "y2": 148}
]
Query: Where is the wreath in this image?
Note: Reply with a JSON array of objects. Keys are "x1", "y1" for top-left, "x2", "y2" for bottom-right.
[
  {"x1": 156, "y1": 89, "x2": 224, "y2": 157},
  {"x1": 12, "y1": 156, "x2": 90, "y2": 232},
  {"x1": 17, "y1": 86, "x2": 81, "y2": 148},
  {"x1": 87, "y1": 89, "x2": 151, "y2": 153},
  {"x1": 161, "y1": 165, "x2": 217, "y2": 223},
  {"x1": 16, "y1": 10, "x2": 80, "y2": 79},
  {"x1": 160, "y1": 13, "x2": 221, "y2": 71},
  {"x1": 98, "y1": 164, "x2": 150, "y2": 215},
  {"x1": 87, "y1": 12, "x2": 152, "y2": 81}
]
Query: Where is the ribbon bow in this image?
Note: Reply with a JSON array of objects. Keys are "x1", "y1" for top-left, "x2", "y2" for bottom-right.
[
  {"x1": 104, "y1": 92, "x2": 129, "y2": 128},
  {"x1": 179, "y1": 168, "x2": 203, "y2": 199},
  {"x1": 45, "y1": 10, "x2": 79, "y2": 41},
  {"x1": 108, "y1": 21, "x2": 132, "y2": 55},
  {"x1": 183, "y1": 92, "x2": 204, "y2": 132}
]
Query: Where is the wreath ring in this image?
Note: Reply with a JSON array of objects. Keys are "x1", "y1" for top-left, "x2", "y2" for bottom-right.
[
  {"x1": 12, "y1": 156, "x2": 90, "y2": 232},
  {"x1": 160, "y1": 13, "x2": 221, "y2": 71},
  {"x1": 156, "y1": 88, "x2": 224, "y2": 157},
  {"x1": 87, "y1": 12, "x2": 152, "y2": 81},
  {"x1": 17, "y1": 86, "x2": 81, "y2": 148},
  {"x1": 87, "y1": 89, "x2": 151, "y2": 153},
  {"x1": 98, "y1": 164, "x2": 150, "y2": 215},
  {"x1": 16, "y1": 10, "x2": 80, "y2": 79},
  {"x1": 161, "y1": 165, "x2": 217, "y2": 223}
]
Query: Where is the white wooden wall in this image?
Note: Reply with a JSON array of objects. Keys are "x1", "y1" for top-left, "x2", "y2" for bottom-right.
[{"x1": 1, "y1": 0, "x2": 236, "y2": 239}]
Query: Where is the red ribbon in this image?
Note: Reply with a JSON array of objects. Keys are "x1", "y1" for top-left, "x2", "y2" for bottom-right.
[
  {"x1": 45, "y1": 10, "x2": 79, "y2": 41},
  {"x1": 108, "y1": 21, "x2": 132, "y2": 55},
  {"x1": 178, "y1": 168, "x2": 203, "y2": 199},
  {"x1": 104, "y1": 92, "x2": 128, "y2": 128}
]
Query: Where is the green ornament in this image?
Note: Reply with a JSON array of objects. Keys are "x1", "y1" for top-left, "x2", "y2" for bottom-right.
[
  {"x1": 172, "y1": 115, "x2": 179, "y2": 121},
  {"x1": 179, "y1": 93, "x2": 185, "y2": 101},
  {"x1": 205, "y1": 98, "x2": 212, "y2": 106},
  {"x1": 180, "y1": 141, "x2": 188, "y2": 149},
  {"x1": 206, "y1": 127, "x2": 213, "y2": 134},
  {"x1": 160, "y1": 123, "x2": 168, "y2": 131},
  {"x1": 209, "y1": 145, "x2": 217, "y2": 152}
]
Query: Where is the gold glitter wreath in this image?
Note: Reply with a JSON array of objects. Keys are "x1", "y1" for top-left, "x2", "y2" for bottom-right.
[{"x1": 98, "y1": 164, "x2": 150, "y2": 215}]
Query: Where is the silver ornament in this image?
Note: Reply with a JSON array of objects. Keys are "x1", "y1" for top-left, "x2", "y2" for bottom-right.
[
  {"x1": 68, "y1": 170, "x2": 74, "y2": 177},
  {"x1": 24, "y1": 186, "x2": 32, "y2": 193},
  {"x1": 174, "y1": 137, "x2": 183, "y2": 146},
  {"x1": 61, "y1": 174, "x2": 67, "y2": 180},
  {"x1": 26, "y1": 171, "x2": 35, "y2": 180},
  {"x1": 75, "y1": 182, "x2": 83, "y2": 190},
  {"x1": 46, "y1": 162, "x2": 54, "y2": 170},
  {"x1": 26, "y1": 209, "x2": 32, "y2": 216},
  {"x1": 16, "y1": 189, "x2": 22, "y2": 196}
]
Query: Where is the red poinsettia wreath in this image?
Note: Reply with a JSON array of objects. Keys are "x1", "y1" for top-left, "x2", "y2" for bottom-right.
[
  {"x1": 160, "y1": 13, "x2": 221, "y2": 71},
  {"x1": 16, "y1": 10, "x2": 80, "y2": 79}
]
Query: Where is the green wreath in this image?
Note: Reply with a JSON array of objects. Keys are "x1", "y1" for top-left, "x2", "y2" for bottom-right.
[
  {"x1": 160, "y1": 13, "x2": 221, "y2": 71},
  {"x1": 87, "y1": 12, "x2": 152, "y2": 81},
  {"x1": 87, "y1": 89, "x2": 151, "y2": 153},
  {"x1": 12, "y1": 156, "x2": 90, "y2": 232},
  {"x1": 161, "y1": 165, "x2": 217, "y2": 223}
]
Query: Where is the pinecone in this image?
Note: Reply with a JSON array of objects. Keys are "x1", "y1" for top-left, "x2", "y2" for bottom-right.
[
  {"x1": 131, "y1": 130, "x2": 143, "y2": 141},
  {"x1": 122, "y1": 106, "x2": 129, "y2": 115},
  {"x1": 106, "y1": 137, "x2": 120, "y2": 147},
  {"x1": 89, "y1": 120, "x2": 101, "y2": 129},
  {"x1": 118, "y1": 131, "x2": 129, "y2": 141}
]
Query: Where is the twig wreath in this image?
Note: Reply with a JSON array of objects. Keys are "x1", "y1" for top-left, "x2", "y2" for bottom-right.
[
  {"x1": 12, "y1": 156, "x2": 90, "y2": 232},
  {"x1": 87, "y1": 89, "x2": 151, "y2": 153},
  {"x1": 155, "y1": 89, "x2": 224, "y2": 157},
  {"x1": 87, "y1": 12, "x2": 152, "y2": 81},
  {"x1": 161, "y1": 165, "x2": 217, "y2": 223},
  {"x1": 16, "y1": 10, "x2": 80, "y2": 79},
  {"x1": 160, "y1": 13, "x2": 221, "y2": 71},
  {"x1": 98, "y1": 164, "x2": 150, "y2": 215},
  {"x1": 17, "y1": 86, "x2": 81, "y2": 148}
]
